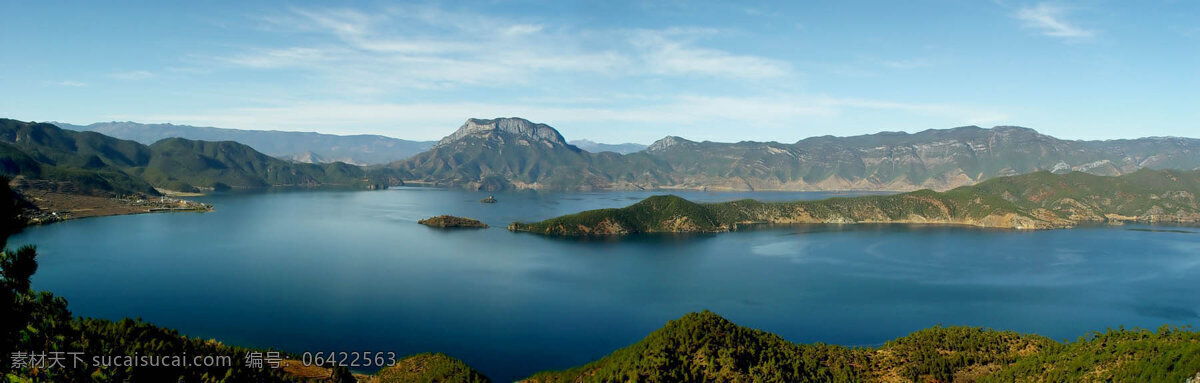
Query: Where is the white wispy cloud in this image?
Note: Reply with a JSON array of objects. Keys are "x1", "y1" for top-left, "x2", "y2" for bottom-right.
[
  {"x1": 1016, "y1": 3, "x2": 1095, "y2": 39},
  {"x1": 879, "y1": 58, "x2": 934, "y2": 70},
  {"x1": 631, "y1": 29, "x2": 793, "y2": 79},
  {"x1": 50, "y1": 80, "x2": 87, "y2": 87},
  {"x1": 224, "y1": 47, "x2": 330, "y2": 69},
  {"x1": 109, "y1": 70, "x2": 156, "y2": 80},
  {"x1": 221, "y1": 6, "x2": 791, "y2": 93},
  {"x1": 138, "y1": 4, "x2": 1006, "y2": 142}
]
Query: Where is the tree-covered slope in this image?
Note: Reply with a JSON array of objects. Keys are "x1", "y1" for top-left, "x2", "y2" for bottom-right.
[
  {"x1": 58, "y1": 121, "x2": 435, "y2": 165},
  {"x1": 373, "y1": 353, "x2": 490, "y2": 383},
  {"x1": 525, "y1": 311, "x2": 1200, "y2": 383},
  {"x1": 138, "y1": 138, "x2": 377, "y2": 191},
  {"x1": 524, "y1": 311, "x2": 864, "y2": 383},
  {"x1": 0, "y1": 119, "x2": 392, "y2": 194},
  {"x1": 980, "y1": 326, "x2": 1200, "y2": 382},
  {"x1": 510, "y1": 170, "x2": 1200, "y2": 235}
]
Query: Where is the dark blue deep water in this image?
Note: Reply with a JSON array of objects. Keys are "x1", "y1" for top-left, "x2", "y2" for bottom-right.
[{"x1": 10, "y1": 188, "x2": 1200, "y2": 381}]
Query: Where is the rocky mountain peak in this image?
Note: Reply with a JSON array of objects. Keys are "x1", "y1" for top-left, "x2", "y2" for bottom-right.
[
  {"x1": 990, "y1": 125, "x2": 1041, "y2": 136},
  {"x1": 436, "y1": 117, "x2": 568, "y2": 147},
  {"x1": 647, "y1": 136, "x2": 695, "y2": 152}
]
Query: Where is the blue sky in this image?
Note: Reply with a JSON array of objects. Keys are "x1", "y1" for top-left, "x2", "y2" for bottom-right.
[{"x1": 1, "y1": 0, "x2": 1197, "y2": 144}]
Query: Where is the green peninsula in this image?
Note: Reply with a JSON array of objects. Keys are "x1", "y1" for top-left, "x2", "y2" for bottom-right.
[{"x1": 509, "y1": 169, "x2": 1200, "y2": 235}]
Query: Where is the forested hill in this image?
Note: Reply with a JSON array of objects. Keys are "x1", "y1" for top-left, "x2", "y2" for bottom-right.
[
  {"x1": 57, "y1": 121, "x2": 435, "y2": 165},
  {"x1": 390, "y1": 117, "x2": 1200, "y2": 191},
  {"x1": 524, "y1": 311, "x2": 1200, "y2": 382},
  {"x1": 509, "y1": 169, "x2": 1200, "y2": 235},
  {"x1": 0, "y1": 118, "x2": 394, "y2": 195}
]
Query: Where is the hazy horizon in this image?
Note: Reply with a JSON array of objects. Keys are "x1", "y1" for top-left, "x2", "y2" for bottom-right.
[
  {"x1": 46, "y1": 117, "x2": 1200, "y2": 147},
  {"x1": 3, "y1": 1, "x2": 1197, "y2": 143}
]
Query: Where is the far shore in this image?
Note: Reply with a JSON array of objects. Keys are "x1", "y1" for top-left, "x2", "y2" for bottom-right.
[{"x1": 18, "y1": 190, "x2": 213, "y2": 225}]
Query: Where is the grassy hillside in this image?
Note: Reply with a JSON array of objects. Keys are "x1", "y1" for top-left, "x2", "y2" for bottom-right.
[
  {"x1": 0, "y1": 119, "x2": 393, "y2": 195},
  {"x1": 510, "y1": 170, "x2": 1200, "y2": 235}
]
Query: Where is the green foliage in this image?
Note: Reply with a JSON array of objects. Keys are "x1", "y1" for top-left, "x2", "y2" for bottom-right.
[
  {"x1": 970, "y1": 169, "x2": 1200, "y2": 218},
  {"x1": 0, "y1": 245, "x2": 39, "y2": 371},
  {"x1": 527, "y1": 311, "x2": 864, "y2": 383},
  {"x1": 981, "y1": 325, "x2": 1200, "y2": 382},
  {"x1": 529, "y1": 312, "x2": 1200, "y2": 383},
  {"x1": 374, "y1": 353, "x2": 490, "y2": 383},
  {"x1": 0, "y1": 177, "x2": 27, "y2": 237},
  {"x1": 0, "y1": 118, "x2": 391, "y2": 195},
  {"x1": 876, "y1": 325, "x2": 1056, "y2": 382}
]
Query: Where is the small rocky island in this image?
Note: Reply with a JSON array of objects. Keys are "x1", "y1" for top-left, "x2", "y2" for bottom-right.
[
  {"x1": 480, "y1": 195, "x2": 497, "y2": 203},
  {"x1": 419, "y1": 215, "x2": 489, "y2": 229}
]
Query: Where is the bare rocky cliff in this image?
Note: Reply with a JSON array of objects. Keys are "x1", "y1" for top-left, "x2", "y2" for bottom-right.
[{"x1": 435, "y1": 117, "x2": 570, "y2": 148}]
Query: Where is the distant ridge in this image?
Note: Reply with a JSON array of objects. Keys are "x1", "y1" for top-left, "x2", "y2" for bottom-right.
[
  {"x1": 569, "y1": 139, "x2": 647, "y2": 154},
  {"x1": 54, "y1": 121, "x2": 435, "y2": 165},
  {"x1": 389, "y1": 117, "x2": 1200, "y2": 191},
  {"x1": 0, "y1": 119, "x2": 392, "y2": 195},
  {"x1": 20, "y1": 116, "x2": 1200, "y2": 193}
]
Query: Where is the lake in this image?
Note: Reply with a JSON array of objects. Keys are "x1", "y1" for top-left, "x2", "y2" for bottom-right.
[{"x1": 9, "y1": 187, "x2": 1200, "y2": 381}]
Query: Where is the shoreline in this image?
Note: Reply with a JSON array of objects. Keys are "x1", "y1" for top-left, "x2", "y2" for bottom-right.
[
  {"x1": 397, "y1": 179, "x2": 932, "y2": 193},
  {"x1": 18, "y1": 190, "x2": 213, "y2": 225},
  {"x1": 510, "y1": 218, "x2": 1200, "y2": 238}
]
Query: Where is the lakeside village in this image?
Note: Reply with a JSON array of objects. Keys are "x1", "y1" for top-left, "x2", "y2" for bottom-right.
[{"x1": 22, "y1": 194, "x2": 213, "y2": 225}]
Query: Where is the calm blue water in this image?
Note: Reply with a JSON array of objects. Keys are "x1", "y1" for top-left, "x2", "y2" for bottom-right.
[{"x1": 9, "y1": 188, "x2": 1200, "y2": 381}]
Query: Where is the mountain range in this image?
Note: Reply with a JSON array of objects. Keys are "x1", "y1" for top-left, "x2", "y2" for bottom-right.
[
  {"x1": 568, "y1": 139, "x2": 647, "y2": 154},
  {"x1": 387, "y1": 117, "x2": 1200, "y2": 191},
  {"x1": 6, "y1": 116, "x2": 1200, "y2": 195},
  {"x1": 0, "y1": 119, "x2": 391, "y2": 195},
  {"x1": 54, "y1": 121, "x2": 436, "y2": 165}
]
